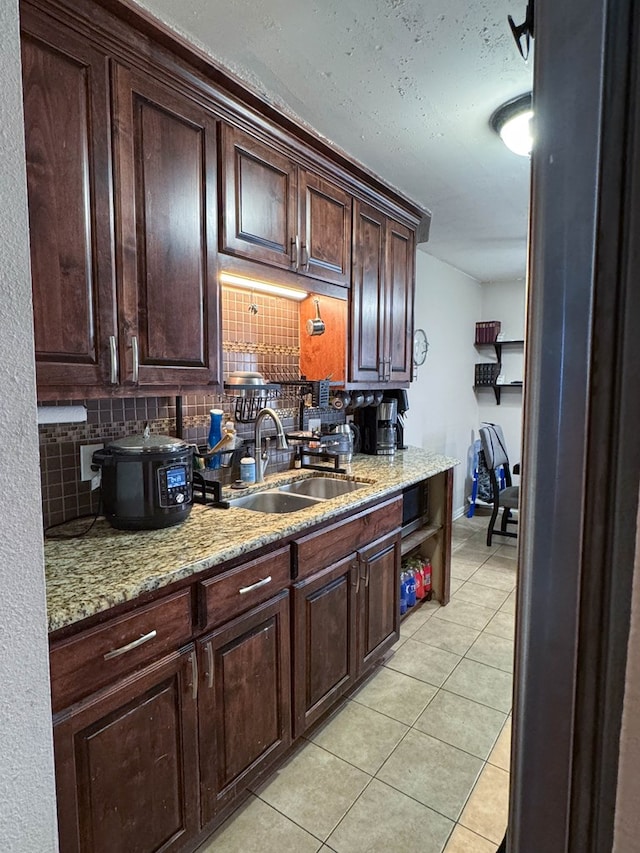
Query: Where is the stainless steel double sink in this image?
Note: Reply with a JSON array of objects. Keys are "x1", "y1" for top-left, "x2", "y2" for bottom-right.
[{"x1": 228, "y1": 476, "x2": 368, "y2": 513}]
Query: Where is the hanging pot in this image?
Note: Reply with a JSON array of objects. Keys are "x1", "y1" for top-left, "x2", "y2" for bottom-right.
[{"x1": 306, "y1": 298, "x2": 326, "y2": 336}]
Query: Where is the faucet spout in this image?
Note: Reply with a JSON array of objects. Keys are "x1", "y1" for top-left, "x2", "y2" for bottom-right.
[{"x1": 254, "y1": 407, "x2": 288, "y2": 482}]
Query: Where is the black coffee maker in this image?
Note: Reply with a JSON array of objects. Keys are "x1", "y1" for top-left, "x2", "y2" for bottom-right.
[
  {"x1": 355, "y1": 390, "x2": 409, "y2": 455},
  {"x1": 392, "y1": 389, "x2": 409, "y2": 449}
]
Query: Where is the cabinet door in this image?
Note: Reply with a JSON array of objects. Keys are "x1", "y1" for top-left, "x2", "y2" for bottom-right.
[
  {"x1": 292, "y1": 555, "x2": 359, "y2": 737},
  {"x1": 53, "y1": 646, "x2": 199, "y2": 853},
  {"x1": 21, "y1": 13, "x2": 116, "y2": 395},
  {"x1": 220, "y1": 124, "x2": 297, "y2": 271},
  {"x1": 299, "y1": 171, "x2": 351, "y2": 285},
  {"x1": 358, "y1": 532, "x2": 401, "y2": 672},
  {"x1": 198, "y1": 591, "x2": 291, "y2": 824},
  {"x1": 350, "y1": 200, "x2": 386, "y2": 383},
  {"x1": 385, "y1": 218, "x2": 415, "y2": 383},
  {"x1": 112, "y1": 64, "x2": 220, "y2": 388}
]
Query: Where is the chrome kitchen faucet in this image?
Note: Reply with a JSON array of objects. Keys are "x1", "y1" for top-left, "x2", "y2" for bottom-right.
[{"x1": 254, "y1": 408, "x2": 288, "y2": 482}]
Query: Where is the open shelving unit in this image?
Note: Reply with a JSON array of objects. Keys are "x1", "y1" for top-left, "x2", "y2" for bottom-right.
[
  {"x1": 399, "y1": 468, "x2": 453, "y2": 620},
  {"x1": 474, "y1": 338, "x2": 524, "y2": 405}
]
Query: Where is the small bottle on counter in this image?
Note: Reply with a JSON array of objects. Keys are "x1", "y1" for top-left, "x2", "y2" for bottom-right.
[
  {"x1": 240, "y1": 455, "x2": 256, "y2": 484},
  {"x1": 293, "y1": 448, "x2": 302, "y2": 469},
  {"x1": 206, "y1": 409, "x2": 224, "y2": 469}
]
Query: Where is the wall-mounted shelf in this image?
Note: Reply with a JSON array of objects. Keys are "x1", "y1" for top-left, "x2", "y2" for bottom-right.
[
  {"x1": 474, "y1": 337, "x2": 524, "y2": 405},
  {"x1": 474, "y1": 382, "x2": 524, "y2": 405},
  {"x1": 475, "y1": 339, "x2": 524, "y2": 358}
]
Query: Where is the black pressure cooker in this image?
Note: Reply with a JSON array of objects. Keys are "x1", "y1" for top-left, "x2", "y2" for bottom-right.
[{"x1": 92, "y1": 432, "x2": 194, "y2": 530}]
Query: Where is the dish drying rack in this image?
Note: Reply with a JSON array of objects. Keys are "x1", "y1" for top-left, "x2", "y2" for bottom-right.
[
  {"x1": 223, "y1": 371, "x2": 331, "y2": 423},
  {"x1": 223, "y1": 384, "x2": 280, "y2": 423}
]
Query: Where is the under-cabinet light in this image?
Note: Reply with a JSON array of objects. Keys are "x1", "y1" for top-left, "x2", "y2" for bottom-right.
[{"x1": 219, "y1": 272, "x2": 308, "y2": 301}]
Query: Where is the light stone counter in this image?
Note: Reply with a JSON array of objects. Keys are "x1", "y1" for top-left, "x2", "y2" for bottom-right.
[{"x1": 45, "y1": 447, "x2": 458, "y2": 633}]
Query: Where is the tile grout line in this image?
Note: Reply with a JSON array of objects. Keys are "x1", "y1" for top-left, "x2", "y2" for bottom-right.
[{"x1": 384, "y1": 638, "x2": 513, "y2": 711}]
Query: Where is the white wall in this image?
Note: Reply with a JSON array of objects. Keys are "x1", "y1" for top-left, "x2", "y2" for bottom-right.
[
  {"x1": 405, "y1": 249, "x2": 482, "y2": 516},
  {"x1": 406, "y1": 256, "x2": 526, "y2": 516},
  {"x1": 0, "y1": 2, "x2": 59, "y2": 849},
  {"x1": 477, "y1": 280, "x2": 526, "y2": 467}
]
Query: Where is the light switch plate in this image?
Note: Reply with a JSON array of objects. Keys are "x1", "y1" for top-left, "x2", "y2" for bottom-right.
[{"x1": 80, "y1": 443, "x2": 103, "y2": 490}]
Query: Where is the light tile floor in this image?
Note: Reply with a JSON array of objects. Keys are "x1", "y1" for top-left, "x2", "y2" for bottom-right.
[{"x1": 197, "y1": 512, "x2": 516, "y2": 853}]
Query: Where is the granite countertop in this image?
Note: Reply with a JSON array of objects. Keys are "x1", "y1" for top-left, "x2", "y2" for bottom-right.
[{"x1": 44, "y1": 447, "x2": 458, "y2": 633}]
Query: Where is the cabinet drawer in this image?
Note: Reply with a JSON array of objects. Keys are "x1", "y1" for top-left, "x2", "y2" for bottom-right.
[
  {"x1": 293, "y1": 496, "x2": 402, "y2": 581},
  {"x1": 50, "y1": 588, "x2": 193, "y2": 713},
  {"x1": 199, "y1": 546, "x2": 291, "y2": 630}
]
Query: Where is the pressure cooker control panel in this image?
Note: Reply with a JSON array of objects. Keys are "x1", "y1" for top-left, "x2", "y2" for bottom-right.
[{"x1": 157, "y1": 464, "x2": 191, "y2": 507}]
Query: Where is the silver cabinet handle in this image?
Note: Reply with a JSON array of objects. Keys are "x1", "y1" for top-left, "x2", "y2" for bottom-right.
[
  {"x1": 385, "y1": 357, "x2": 392, "y2": 381},
  {"x1": 364, "y1": 560, "x2": 371, "y2": 587},
  {"x1": 103, "y1": 629, "x2": 157, "y2": 660},
  {"x1": 239, "y1": 576, "x2": 272, "y2": 595},
  {"x1": 109, "y1": 335, "x2": 119, "y2": 385},
  {"x1": 351, "y1": 562, "x2": 360, "y2": 595},
  {"x1": 190, "y1": 649, "x2": 198, "y2": 701},
  {"x1": 206, "y1": 641, "x2": 214, "y2": 690},
  {"x1": 378, "y1": 359, "x2": 385, "y2": 381},
  {"x1": 291, "y1": 235, "x2": 300, "y2": 270},
  {"x1": 131, "y1": 336, "x2": 139, "y2": 383}
]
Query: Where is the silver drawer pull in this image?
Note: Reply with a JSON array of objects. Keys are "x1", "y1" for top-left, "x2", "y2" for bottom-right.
[
  {"x1": 239, "y1": 576, "x2": 272, "y2": 595},
  {"x1": 103, "y1": 629, "x2": 157, "y2": 660}
]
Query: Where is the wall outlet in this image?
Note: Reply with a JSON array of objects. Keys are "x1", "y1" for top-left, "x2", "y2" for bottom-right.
[{"x1": 80, "y1": 443, "x2": 103, "y2": 490}]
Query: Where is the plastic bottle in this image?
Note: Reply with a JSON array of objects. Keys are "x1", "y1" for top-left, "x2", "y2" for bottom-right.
[
  {"x1": 240, "y1": 455, "x2": 256, "y2": 484},
  {"x1": 422, "y1": 557, "x2": 432, "y2": 600},
  {"x1": 406, "y1": 568, "x2": 416, "y2": 607},
  {"x1": 399, "y1": 572, "x2": 408, "y2": 615},
  {"x1": 207, "y1": 409, "x2": 224, "y2": 469},
  {"x1": 414, "y1": 561, "x2": 425, "y2": 600}
]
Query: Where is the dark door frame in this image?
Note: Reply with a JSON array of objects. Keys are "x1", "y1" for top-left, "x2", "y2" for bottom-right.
[{"x1": 511, "y1": 0, "x2": 640, "y2": 850}]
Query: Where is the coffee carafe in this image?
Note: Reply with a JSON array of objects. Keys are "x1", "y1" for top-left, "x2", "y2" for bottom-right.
[{"x1": 376, "y1": 399, "x2": 397, "y2": 456}]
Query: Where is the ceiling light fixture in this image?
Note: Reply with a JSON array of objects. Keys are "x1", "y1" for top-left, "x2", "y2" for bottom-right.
[
  {"x1": 219, "y1": 272, "x2": 308, "y2": 301},
  {"x1": 490, "y1": 93, "x2": 533, "y2": 157}
]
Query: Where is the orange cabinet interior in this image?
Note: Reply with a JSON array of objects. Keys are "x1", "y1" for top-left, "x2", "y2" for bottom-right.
[{"x1": 298, "y1": 294, "x2": 347, "y2": 384}]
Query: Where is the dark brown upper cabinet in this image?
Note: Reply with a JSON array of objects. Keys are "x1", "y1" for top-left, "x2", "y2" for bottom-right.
[
  {"x1": 350, "y1": 200, "x2": 415, "y2": 386},
  {"x1": 112, "y1": 63, "x2": 220, "y2": 389},
  {"x1": 21, "y1": 9, "x2": 221, "y2": 398},
  {"x1": 220, "y1": 125, "x2": 352, "y2": 286},
  {"x1": 22, "y1": 0, "x2": 422, "y2": 399},
  {"x1": 298, "y1": 170, "x2": 352, "y2": 285},
  {"x1": 21, "y1": 13, "x2": 117, "y2": 394}
]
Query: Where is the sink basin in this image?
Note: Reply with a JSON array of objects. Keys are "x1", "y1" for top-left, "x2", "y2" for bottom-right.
[
  {"x1": 278, "y1": 477, "x2": 368, "y2": 500},
  {"x1": 228, "y1": 490, "x2": 320, "y2": 514}
]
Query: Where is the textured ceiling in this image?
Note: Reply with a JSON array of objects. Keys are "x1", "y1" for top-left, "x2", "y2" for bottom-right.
[{"x1": 135, "y1": 0, "x2": 533, "y2": 282}]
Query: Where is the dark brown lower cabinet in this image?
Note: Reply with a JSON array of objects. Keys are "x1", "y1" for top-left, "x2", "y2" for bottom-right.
[
  {"x1": 50, "y1": 501, "x2": 409, "y2": 852},
  {"x1": 292, "y1": 531, "x2": 401, "y2": 737},
  {"x1": 197, "y1": 591, "x2": 291, "y2": 826},
  {"x1": 359, "y1": 533, "x2": 401, "y2": 669},
  {"x1": 53, "y1": 646, "x2": 199, "y2": 853},
  {"x1": 292, "y1": 555, "x2": 359, "y2": 737}
]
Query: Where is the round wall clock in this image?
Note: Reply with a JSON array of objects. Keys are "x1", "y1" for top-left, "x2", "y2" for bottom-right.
[{"x1": 413, "y1": 328, "x2": 429, "y2": 366}]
